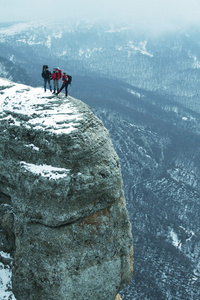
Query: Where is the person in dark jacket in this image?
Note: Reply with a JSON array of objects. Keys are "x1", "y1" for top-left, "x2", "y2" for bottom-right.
[
  {"x1": 56, "y1": 72, "x2": 69, "y2": 96},
  {"x1": 41, "y1": 66, "x2": 52, "y2": 92},
  {"x1": 51, "y1": 67, "x2": 61, "y2": 93}
]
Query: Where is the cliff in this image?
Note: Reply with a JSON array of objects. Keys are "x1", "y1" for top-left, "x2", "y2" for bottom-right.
[{"x1": 0, "y1": 78, "x2": 133, "y2": 300}]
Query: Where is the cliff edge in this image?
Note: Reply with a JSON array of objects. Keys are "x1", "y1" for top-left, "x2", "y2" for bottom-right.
[{"x1": 0, "y1": 78, "x2": 133, "y2": 300}]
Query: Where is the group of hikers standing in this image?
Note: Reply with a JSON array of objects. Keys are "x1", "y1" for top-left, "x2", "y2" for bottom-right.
[{"x1": 41, "y1": 65, "x2": 72, "y2": 97}]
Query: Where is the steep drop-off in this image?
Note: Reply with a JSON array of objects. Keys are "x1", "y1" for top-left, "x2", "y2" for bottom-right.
[{"x1": 0, "y1": 78, "x2": 133, "y2": 300}]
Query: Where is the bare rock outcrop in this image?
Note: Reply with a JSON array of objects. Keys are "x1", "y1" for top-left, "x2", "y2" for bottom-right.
[{"x1": 0, "y1": 78, "x2": 133, "y2": 300}]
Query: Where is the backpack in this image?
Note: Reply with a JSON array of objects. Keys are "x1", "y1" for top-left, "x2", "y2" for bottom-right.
[
  {"x1": 56, "y1": 67, "x2": 62, "y2": 78},
  {"x1": 42, "y1": 65, "x2": 48, "y2": 78},
  {"x1": 67, "y1": 75, "x2": 72, "y2": 85}
]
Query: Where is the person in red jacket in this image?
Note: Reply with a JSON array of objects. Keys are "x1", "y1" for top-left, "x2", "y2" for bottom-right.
[
  {"x1": 56, "y1": 72, "x2": 69, "y2": 96},
  {"x1": 51, "y1": 67, "x2": 61, "y2": 93}
]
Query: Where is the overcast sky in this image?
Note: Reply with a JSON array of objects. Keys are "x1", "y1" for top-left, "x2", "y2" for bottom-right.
[{"x1": 1, "y1": 0, "x2": 200, "y2": 33}]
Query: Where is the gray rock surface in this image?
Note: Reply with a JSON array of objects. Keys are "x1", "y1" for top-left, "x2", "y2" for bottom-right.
[{"x1": 0, "y1": 78, "x2": 133, "y2": 300}]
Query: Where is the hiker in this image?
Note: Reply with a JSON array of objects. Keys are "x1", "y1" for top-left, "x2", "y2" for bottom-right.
[
  {"x1": 41, "y1": 65, "x2": 52, "y2": 92},
  {"x1": 51, "y1": 67, "x2": 62, "y2": 93},
  {"x1": 56, "y1": 72, "x2": 69, "y2": 96}
]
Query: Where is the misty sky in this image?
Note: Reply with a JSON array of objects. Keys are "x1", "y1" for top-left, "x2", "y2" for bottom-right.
[{"x1": 1, "y1": 0, "x2": 200, "y2": 33}]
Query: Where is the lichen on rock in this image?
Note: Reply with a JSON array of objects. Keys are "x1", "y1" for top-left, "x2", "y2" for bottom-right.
[{"x1": 0, "y1": 78, "x2": 133, "y2": 300}]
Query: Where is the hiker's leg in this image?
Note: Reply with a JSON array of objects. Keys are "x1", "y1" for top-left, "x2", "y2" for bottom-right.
[
  {"x1": 48, "y1": 79, "x2": 52, "y2": 91},
  {"x1": 56, "y1": 80, "x2": 59, "y2": 93},
  {"x1": 57, "y1": 84, "x2": 64, "y2": 94},
  {"x1": 44, "y1": 79, "x2": 47, "y2": 91},
  {"x1": 53, "y1": 81, "x2": 56, "y2": 93},
  {"x1": 65, "y1": 84, "x2": 68, "y2": 96},
  {"x1": 60, "y1": 84, "x2": 64, "y2": 92}
]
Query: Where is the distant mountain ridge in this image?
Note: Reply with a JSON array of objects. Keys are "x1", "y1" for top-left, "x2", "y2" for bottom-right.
[{"x1": 1, "y1": 20, "x2": 200, "y2": 112}]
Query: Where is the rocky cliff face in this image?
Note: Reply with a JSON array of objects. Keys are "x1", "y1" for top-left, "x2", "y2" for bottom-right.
[{"x1": 0, "y1": 78, "x2": 133, "y2": 300}]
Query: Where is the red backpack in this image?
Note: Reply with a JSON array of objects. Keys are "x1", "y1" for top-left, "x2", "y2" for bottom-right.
[{"x1": 57, "y1": 67, "x2": 62, "y2": 78}]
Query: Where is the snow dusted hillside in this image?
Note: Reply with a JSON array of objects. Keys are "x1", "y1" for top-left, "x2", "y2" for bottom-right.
[
  {"x1": 91, "y1": 84, "x2": 200, "y2": 300},
  {"x1": 1, "y1": 19, "x2": 200, "y2": 299},
  {"x1": 1, "y1": 20, "x2": 200, "y2": 113},
  {"x1": 0, "y1": 56, "x2": 33, "y2": 86}
]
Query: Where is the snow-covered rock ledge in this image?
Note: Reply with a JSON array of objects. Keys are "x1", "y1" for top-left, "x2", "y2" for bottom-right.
[{"x1": 0, "y1": 78, "x2": 133, "y2": 300}]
